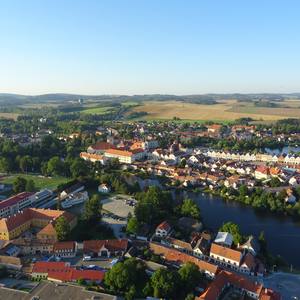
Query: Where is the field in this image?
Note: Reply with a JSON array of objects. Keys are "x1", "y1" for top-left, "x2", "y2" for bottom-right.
[
  {"x1": 130, "y1": 99, "x2": 300, "y2": 122},
  {"x1": 0, "y1": 174, "x2": 69, "y2": 190},
  {"x1": 80, "y1": 106, "x2": 114, "y2": 114},
  {"x1": 0, "y1": 112, "x2": 20, "y2": 120}
]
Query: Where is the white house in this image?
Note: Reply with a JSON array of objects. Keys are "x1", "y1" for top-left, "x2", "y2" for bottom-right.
[
  {"x1": 155, "y1": 221, "x2": 171, "y2": 238},
  {"x1": 98, "y1": 184, "x2": 111, "y2": 194}
]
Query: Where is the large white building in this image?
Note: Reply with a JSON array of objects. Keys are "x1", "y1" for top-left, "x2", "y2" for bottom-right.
[{"x1": 104, "y1": 148, "x2": 145, "y2": 164}]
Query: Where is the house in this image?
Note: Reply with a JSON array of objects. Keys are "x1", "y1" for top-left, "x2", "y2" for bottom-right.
[
  {"x1": 32, "y1": 261, "x2": 105, "y2": 284},
  {"x1": 210, "y1": 243, "x2": 243, "y2": 271},
  {"x1": 155, "y1": 221, "x2": 171, "y2": 237},
  {"x1": 239, "y1": 252, "x2": 257, "y2": 275},
  {"x1": 162, "y1": 237, "x2": 193, "y2": 254},
  {"x1": 149, "y1": 242, "x2": 219, "y2": 279},
  {"x1": 83, "y1": 239, "x2": 128, "y2": 257},
  {"x1": 0, "y1": 192, "x2": 35, "y2": 218},
  {"x1": 214, "y1": 232, "x2": 233, "y2": 247},
  {"x1": 87, "y1": 141, "x2": 114, "y2": 154},
  {"x1": 198, "y1": 270, "x2": 273, "y2": 300},
  {"x1": 53, "y1": 241, "x2": 77, "y2": 258},
  {"x1": 238, "y1": 235, "x2": 260, "y2": 256},
  {"x1": 0, "y1": 208, "x2": 77, "y2": 241},
  {"x1": 192, "y1": 236, "x2": 210, "y2": 258},
  {"x1": 80, "y1": 152, "x2": 107, "y2": 164},
  {"x1": 104, "y1": 148, "x2": 145, "y2": 164},
  {"x1": 254, "y1": 166, "x2": 270, "y2": 180},
  {"x1": 0, "y1": 255, "x2": 22, "y2": 271},
  {"x1": 98, "y1": 183, "x2": 111, "y2": 194},
  {"x1": 60, "y1": 183, "x2": 84, "y2": 200}
]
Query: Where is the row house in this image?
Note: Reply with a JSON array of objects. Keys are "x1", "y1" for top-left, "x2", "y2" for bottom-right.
[
  {"x1": 198, "y1": 270, "x2": 280, "y2": 300},
  {"x1": 0, "y1": 192, "x2": 35, "y2": 218},
  {"x1": 104, "y1": 148, "x2": 145, "y2": 164},
  {"x1": 83, "y1": 239, "x2": 128, "y2": 258},
  {"x1": 32, "y1": 261, "x2": 105, "y2": 284}
]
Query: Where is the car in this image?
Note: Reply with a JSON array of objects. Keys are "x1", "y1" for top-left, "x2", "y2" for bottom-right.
[{"x1": 83, "y1": 255, "x2": 92, "y2": 261}]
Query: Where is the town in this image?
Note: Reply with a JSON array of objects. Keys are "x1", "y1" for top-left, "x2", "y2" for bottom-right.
[{"x1": 0, "y1": 115, "x2": 300, "y2": 299}]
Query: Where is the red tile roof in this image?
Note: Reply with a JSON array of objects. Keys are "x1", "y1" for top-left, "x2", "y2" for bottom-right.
[
  {"x1": 32, "y1": 261, "x2": 68, "y2": 273},
  {"x1": 53, "y1": 241, "x2": 76, "y2": 252},
  {"x1": 210, "y1": 243, "x2": 242, "y2": 263},
  {"x1": 0, "y1": 192, "x2": 34, "y2": 210},
  {"x1": 83, "y1": 239, "x2": 128, "y2": 254},
  {"x1": 149, "y1": 242, "x2": 218, "y2": 275},
  {"x1": 198, "y1": 270, "x2": 263, "y2": 300},
  {"x1": 90, "y1": 142, "x2": 114, "y2": 151},
  {"x1": 156, "y1": 221, "x2": 171, "y2": 232}
]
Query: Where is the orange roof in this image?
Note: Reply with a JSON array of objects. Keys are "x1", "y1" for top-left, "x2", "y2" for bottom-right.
[
  {"x1": 90, "y1": 142, "x2": 114, "y2": 151},
  {"x1": 198, "y1": 270, "x2": 263, "y2": 300},
  {"x1": 210, "y1": 243, "x2": 242, "y2": 263},
  {"x1": 83, "y1": 239, "x2": 128, "y2": 253},
  {"x1": 105, "y1": 148, "x2": 134, "y2": 157},
  {"x1": 53, "y1": 241, "x2": 76, "y2": 252},
  {"x1": 156, "y1": 221, "x2": 171, "y2": 232},
  {"x1": 32, "y1": 261, "x2": 68, "y2": 273},
  {"x1": 149, "y1": 242, "x2": 218, "y2": 275},
  {"x1": 80, "y1": 152, "x2": 104, "y2": 160},
  {"x1": 0, "y1": 208, "x2": 76, "y2": 233}
]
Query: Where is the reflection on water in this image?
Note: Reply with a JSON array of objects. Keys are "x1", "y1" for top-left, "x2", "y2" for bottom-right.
[{"x1": 189, "y1": 192, "x2": 300, "y2": 268}]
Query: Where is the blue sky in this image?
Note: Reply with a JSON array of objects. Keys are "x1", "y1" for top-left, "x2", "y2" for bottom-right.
[{"x1": 0, "y1": 0, "x2": 300, "y2": 95}]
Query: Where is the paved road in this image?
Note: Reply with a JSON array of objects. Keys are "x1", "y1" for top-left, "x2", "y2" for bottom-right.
[{"x1": 263, "y1": 272, "x2": 300, "y2": 300}]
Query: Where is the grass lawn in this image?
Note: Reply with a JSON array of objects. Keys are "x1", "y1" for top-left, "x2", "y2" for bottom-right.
[
  {"x1": 81, "y1": 106, "x2": 114, "y2": 114},
  {"x1": 0, "y1": 174, "x2": 69, "y2": 190}
]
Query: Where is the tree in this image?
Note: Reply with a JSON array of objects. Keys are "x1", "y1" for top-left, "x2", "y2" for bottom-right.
[
  {"x1": 70, "y1": 158, "x2": 89, "y2": 178},
  {"x1": 83, "y1": 194, "x2": 102, "y2": 224},
  {"x1": 219, "y1": 222, "x2": 243, "y2": 245},
  {"x1": 126, "y1": 215, "x2": 139, "y2": 234},
  {"x1": 0, "y1": 157, "x2": 13, "y2": 173},
  {"x1": 13, "y1": 176, "x2": 27, "y2": 193},
  {"x1": 178, "y1": 262, "x2": 203, "y2": 295},
  {"x1": 151, "y1": 268, "x2": 180, "y2": 299},
  {"x1": 180, "y1": 198, "x2": 201, "y2": 219},
  {"x1": 47, "y1": 156, "x2": 65, "y2": 176},
  {"x1": 54, "y1": 216, "x2": 70, "y2": 241},
  {"x1": 19, "y1": 155, "x2": 32, "y2": 173},
  {"x1": 104, "y1": 258, "x2": 148, "y2": 298},
  {"x1": 25, "y1": 179, "x2": 35, "y2": 192}
]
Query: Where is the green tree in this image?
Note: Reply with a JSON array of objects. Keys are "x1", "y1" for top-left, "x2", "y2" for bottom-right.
[
  {"x1": 70, "y1": 158, "x2": 89, "y2": 178},
  {"x1": 0, "y1": 157, "x2": 13, "y2": 173},
  {"x1": 83, "y1": 194, "x2": 102, "y2": 224},
  {"x1": 104, "y1": 258, "x2": 148, "y2": 297},
  {"x1": 25, "y1": 179, "x2": 36, "y2": 192},
  {"x1": 47, "y1": 156, "x2": 65, "y2": 176},
  {"x1": 126, "y1": 215, "x2": 139, "y2": 234},
  {"x1": 180, "y1": 198, "x2": 201, "y2": 219},
  {"x1": 151, "y1": 268, "x2": 180, "y2": 299},
  {"x1": 13, "y1": 176, "x2": 27, "y2": 193},
  {"x1": 19, "y1": 155, "x2": 32, "y2": 173},
  {"x1": 178, "y1": 262, "x2": 203, "y2": 295},
  {"x1": 219, "y1": 222, "x2": 243, "y2": 245},
  {"x1": 54, "y1": 216, "x2": 70, "y2": 241}
]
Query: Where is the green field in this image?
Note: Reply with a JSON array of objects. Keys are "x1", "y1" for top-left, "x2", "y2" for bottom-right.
[
  {"x1": 0, "y1": 174, "x2": 69, "y2": 190},
  {"x1": 81, "y1": 106, "x2": 114, "y2": 114}
]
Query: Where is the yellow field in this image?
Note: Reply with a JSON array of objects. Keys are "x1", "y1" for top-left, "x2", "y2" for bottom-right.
[
  {"x1": 0, "y1": 112, "x2": 20, "y2": 120},
  {"x1": 131, "y1": 100, "x2": 300, "y2": 121}
]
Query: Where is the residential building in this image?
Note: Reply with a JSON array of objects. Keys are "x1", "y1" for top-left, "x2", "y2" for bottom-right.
[
  {"x1": 210, "y1": 243, "x2": 243, "y2": 271},
  {"x1": 0, "y1": 208, "x2": 77, "y2": 241},
  {"x1": 98, "y1": 183, "x2": 111, "y2": 193},
  {"x1": 53, "y1": 241, "x2": 77, "y2": 258},
  {"x1": 83, "y1": 239, "x2": 128, "y2": 257},
  {"x1": 155, "y1": 221, "x2": 171, "y2": 237},
  {"x1": 104, "y1": 148, "x2": 145, "y2": 164},
  {"x1": 0, "y1": 192, "x2": 35, "y2": 218}
]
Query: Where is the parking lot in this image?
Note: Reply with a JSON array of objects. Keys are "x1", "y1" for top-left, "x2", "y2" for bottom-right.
[
  {"x1": 101, "y1": 195, "x2": 135, "y2": 238},
  {"x1": 101, "y1": 194, "x2": 135, "y2": 218},
  {"x1": 0, "y1": 278, "x2": 38, "y2": 291}
]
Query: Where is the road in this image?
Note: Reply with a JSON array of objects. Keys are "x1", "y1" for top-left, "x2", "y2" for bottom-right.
[{"x1": 263, "y1": 272, "x2": 300, "y2": 300}]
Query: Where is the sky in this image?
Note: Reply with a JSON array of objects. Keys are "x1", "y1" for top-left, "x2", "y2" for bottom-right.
[{"x1": 0, "y1": 0, "x2": 300, "y2": 95}]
